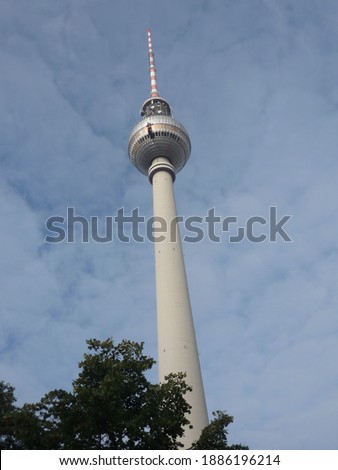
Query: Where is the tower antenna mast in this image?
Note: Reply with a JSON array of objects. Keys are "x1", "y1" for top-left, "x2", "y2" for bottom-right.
[{"x1": 147, "y1": 28, "x2": 159, "y2": 98}]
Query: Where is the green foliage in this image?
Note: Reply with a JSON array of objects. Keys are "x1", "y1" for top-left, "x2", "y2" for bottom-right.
[
  {"x1": 191, "y1": 410, "x2": 249, "y2": 450},
  {"x1": 0, "y1": 339, "x2": 191, "y2": 449},
  {"x1": 0, "y1": 381, "x2": 17, "y2": 449},
  {"x1": 0, "y1": 339, "x2": 247, "y2": 450}
]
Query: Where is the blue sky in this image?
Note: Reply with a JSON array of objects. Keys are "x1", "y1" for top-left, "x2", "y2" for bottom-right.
[{"x1": 1, "y1": 0, "x2": 338, "y2": 449}]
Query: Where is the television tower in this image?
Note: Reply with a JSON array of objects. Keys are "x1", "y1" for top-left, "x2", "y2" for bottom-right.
[{"x1": 128, "y1": 29, "x2": 208, "y2": 447}]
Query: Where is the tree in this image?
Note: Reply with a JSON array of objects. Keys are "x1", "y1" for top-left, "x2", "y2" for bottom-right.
[
  {"x1": 1, "y1": 339, "x2": 191, "y2": 450},
  {"x1": 0, "y1": 381, "x2": 17, "y2": 449},
  {"x1": 1, "y1": 338, "x2": 247, "y2": 449},
  {"x1": 191, "y1": 411, "x2": 249, "y2": 450}
]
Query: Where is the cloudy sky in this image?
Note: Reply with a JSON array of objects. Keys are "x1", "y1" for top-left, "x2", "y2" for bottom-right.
[{"x1": 1, "y1": 0, "x2": 338, "y2": 450}]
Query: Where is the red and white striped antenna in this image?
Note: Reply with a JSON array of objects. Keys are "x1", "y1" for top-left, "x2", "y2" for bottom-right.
[{"x1": 147, "y1": 28, "x2": 159, "y2": 98}]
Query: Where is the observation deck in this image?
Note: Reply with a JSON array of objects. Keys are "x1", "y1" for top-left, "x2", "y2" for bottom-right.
[{"x1": 128, "y1": 97, "x2": 191, "y2": 176}]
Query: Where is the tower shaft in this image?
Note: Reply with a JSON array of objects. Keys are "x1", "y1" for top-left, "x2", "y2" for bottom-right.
[{"x1": 149, "y1": 157, "x2": 209, "y2": 447}]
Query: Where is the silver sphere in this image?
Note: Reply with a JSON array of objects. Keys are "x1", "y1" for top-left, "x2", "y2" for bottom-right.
[{"x1": 128, "y1": 99, "x2": 191, "y2": 176}]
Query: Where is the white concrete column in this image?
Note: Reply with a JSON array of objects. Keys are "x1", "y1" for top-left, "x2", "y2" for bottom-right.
[{"x1": 149, "y1": 157, "x2": 209, "y2": 448}]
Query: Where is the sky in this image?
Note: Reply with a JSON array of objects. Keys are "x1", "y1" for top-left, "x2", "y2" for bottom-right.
[{"x1": 1, "y1": 0, "x2": 338, "y2": 450}]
